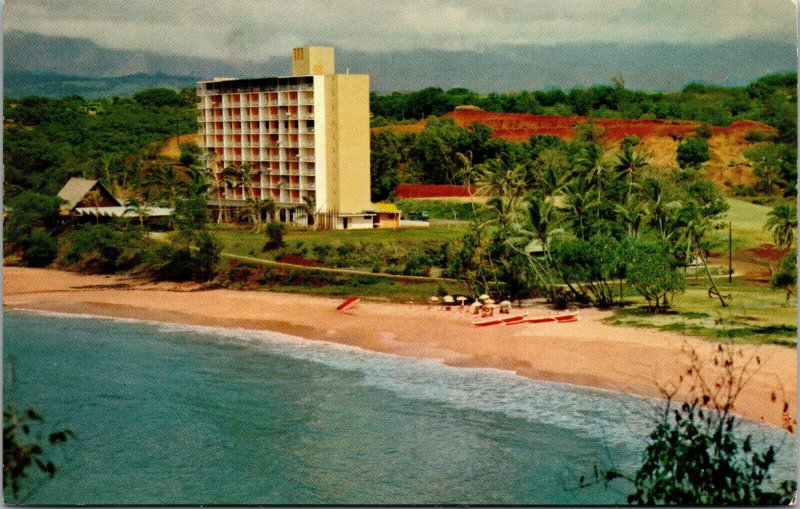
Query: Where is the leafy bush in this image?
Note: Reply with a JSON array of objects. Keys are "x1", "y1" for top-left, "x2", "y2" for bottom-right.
[
  {"x1": 771, "y1": 250, "x2": 796, "y2": 300},
  {"x1": 60, "y1": 224, "x2": 146, "y2": 273},
  {"x1": 676, "y1": 137, "x2": 710, "y2": 168},
  {"x1": 20, "y1": 231, "x2": 58, "y2": 267},
  {"x1": 178, "y1": 142, "x2": 202, "y2": 166},
  {"x1": 139, "y1": 243, "x2": 194, "y2": 281},
  {"x1": 695, "y1": 122, "x2": 712, "y2": 139},
  {"x1": 586, "y1": 344, "x2": 797, "y2": 505},
  {"x1": 4, "y1": 192, "x2": 64, "y2": 248},
  {"x1": 622, "y1": 239, "x2": 685, "y2": 311},
  {"x1": 402, "y1": 253, "x2": 433, "y2": 276},
  {"x1": 744, "y1": 130, "x2": 774, "y2": 143},
  {"x1": 193, "y1": 231, "x2": 221, "y2": 282},
  {"x1": 263, "y1": 222, "x2": 287, "y2": 250}
]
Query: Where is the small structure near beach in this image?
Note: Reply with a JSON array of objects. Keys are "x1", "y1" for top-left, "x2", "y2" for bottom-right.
[{"x1": 56, "y1": 177, "x2": 173, "y2": 222}]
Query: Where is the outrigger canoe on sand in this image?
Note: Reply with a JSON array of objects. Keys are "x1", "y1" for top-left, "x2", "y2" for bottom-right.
[
  {"x1": 336, "y1": 296, "x2": 360, "y2": 311},
  {"x1": 505, "y1": 312, "x2": 579, "y2": 325},
  {"x1": 473, "y1": 313, "x2": 528, "y2": 327}
]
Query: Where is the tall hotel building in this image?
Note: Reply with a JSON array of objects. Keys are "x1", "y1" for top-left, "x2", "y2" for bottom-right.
[{"x1": 197, "y1": 47, "x2": 393, "y2": 229}]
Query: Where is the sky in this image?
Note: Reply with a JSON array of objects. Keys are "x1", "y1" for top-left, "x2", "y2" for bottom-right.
[{"x1": 4, "y1": 0, "x2": 797, "y2": 64}]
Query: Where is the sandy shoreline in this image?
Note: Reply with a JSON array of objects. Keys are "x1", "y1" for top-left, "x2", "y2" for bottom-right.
[{"x1": 3, "y1": 266, "x2": 796, "y2": 430}]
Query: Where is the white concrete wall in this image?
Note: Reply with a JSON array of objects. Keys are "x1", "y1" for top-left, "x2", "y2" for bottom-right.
[
  {"x1": 313, "y1": 75, "x2": 327, "y2": 213},
  {"x1": 337, "y1": 216, "x2": 374, "y2": 230}
]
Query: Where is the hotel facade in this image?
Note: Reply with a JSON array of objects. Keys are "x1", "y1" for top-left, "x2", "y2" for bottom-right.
[{"x1": 196, "y1": 47, "x2": 397, "y2": 229}]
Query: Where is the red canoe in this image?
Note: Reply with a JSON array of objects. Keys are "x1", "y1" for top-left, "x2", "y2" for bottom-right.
[
  {"x1": 336, "y1": 296, "x2": 360, "y2": 311},
  {"x1": 506, "y1": 313, "x2": 578, "y2": 325},
  {"x1": 473, "y1": 313, "x2": 528, "y2": 327}
]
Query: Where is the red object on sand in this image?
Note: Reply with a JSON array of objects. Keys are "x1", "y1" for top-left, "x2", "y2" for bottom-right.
[
  {"x1": 506, "y1": 313, "x2": 578, "y2": 325},
  {"x1": 337, "y1": 296, "x2": 360, "y2": 311},
  {"x1": 473, "y1": 313, "x2": 528, "y2": 327}
]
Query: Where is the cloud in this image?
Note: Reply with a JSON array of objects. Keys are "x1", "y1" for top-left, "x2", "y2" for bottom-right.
[{"x1": 4, "y1": 0, "x2": 797, "y2": 62}]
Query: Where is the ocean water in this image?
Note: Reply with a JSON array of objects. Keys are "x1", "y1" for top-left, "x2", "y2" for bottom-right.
[{"x1": 3, "y1": 309, "x2": 796, "y2": 505}]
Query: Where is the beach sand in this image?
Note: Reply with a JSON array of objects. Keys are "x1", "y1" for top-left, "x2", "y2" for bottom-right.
[{"x1": 3, "y1": 266, "x2": 796, "y2": 430}]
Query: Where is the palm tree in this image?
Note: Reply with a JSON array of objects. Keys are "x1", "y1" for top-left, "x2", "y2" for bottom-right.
[
  {"x1": 615, "y1": 199, "x2": 650, "y2": 238},
  {"x1": 563, "y1": 179, "x2": 599, "y2": 239},
  {"x1": 678, "y1": 202, "x2": 727, "y2": 307},
  {"x1": 642, "y1": 178, "x2": 682, "y2": 242},
  {"x1": 219, "y1": 166, "x2": 241, "y2": 223},
  {"x1": 615, "y1": 145, "x2": 649, "y2": 202},
  {"x1": 765, "y1": 205, "x2": 797, "y2": 249},
  {"x1": 476, "y1": 158, "x2": 526, "y2": 204},
  {"x1": 574, "y1": 147, "x2": 609, "y2": 199},
  {"x1": 525, "y1": 192, "x2": 562, "y2": 256},
  {"x1": 184, "y1": 166, "x2": 209, "y2": 199},
  {"x1": 144, "y1": 163, "x2": 179, "y2": 206},
  {"x1": 261, "y1": 196, "x2": 278, "y2": 223},
  {"x1": 124, "y1": 196, "x2": 148, "y2": 226},
  {"x1": 455, "y1": 150, "x2": 478, "y2": 216},
  {"x1": 295, "y1": 195, "x2": 316, "y2": 227},
  {"x1": 539, "y1": 157, "x2": 570, "y2": 198},
  {"x1": 86, "y1": 189, "x2": 103, "y2": 225}
]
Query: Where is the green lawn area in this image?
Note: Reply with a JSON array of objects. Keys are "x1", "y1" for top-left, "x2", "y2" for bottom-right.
[
  {"x1": 211, "y1": 222, "x2": 469, "y2": 266},
  {"x1": 217, "y1": 252, "x2": 469, "y2": 302},
  {"x1": 711, "y1": 198, "x2": 773, "y2": 250},
  {"x1": 608, "y1": 277, "x2": 797, "y2": 346},
  {"x1": 211, "y1": 222, "x2": 471, "y2": 301}
]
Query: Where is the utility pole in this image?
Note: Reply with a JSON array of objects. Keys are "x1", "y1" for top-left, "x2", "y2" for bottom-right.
[{"x1": 729, "y1": 222, "x2": 733, "y2": 283}]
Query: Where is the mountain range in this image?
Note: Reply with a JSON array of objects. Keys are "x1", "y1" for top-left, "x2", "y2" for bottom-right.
[{"x1": 4, "y1": 30, "x2": 796, "y2": 97}]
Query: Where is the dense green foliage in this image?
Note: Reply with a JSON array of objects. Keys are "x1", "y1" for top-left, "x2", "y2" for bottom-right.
[
  {"x1": 4, "y1": 89, "x2": 196, "y2": 198},
  {"x1": 621, "y1": 239, "x2": 685, "y2": 311},
  {"x1": 587, "y1": 345, "x2": 797, "y2": 505},
  {"x1": 60, "y1": 224, "x2": 148, "y2": 273},
  {"x1": 371, "y1": 73, "x2": 797, "y2": 129},
  {"x1": 3, "y1": 192, "x2": 66, "y2": 266},
  {"x1": 676, "y1": 137, "x2": 710, "y2": 168},
  {"x1": 621, "y1": 402, "x2": 795, "y2": 504},
  {"x1": 745, "y1": 143, "x2": 798, "y2": 196}
]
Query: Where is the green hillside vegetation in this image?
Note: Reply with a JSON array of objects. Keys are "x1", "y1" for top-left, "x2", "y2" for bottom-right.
[
  {"x1": 2, "y1": 74, "x2": 796, "y2": 344},
  {"x1": 3, "y1": 88, "x2": 197, "y2": 199},
  {"x1": 370, "y1": 73, "x2": 797, "y2": 136}
]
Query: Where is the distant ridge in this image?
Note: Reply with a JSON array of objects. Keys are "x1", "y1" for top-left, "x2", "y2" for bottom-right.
[
  {"x1": 4, "y1": 70, "x2": 202, "y2": 98},
  {"x1": 4, "y1": 30, "x2": 797, "y2": 96}
]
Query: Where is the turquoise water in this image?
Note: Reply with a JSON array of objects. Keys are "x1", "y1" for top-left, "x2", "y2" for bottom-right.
[{"x1": 3, "y1": 309, "x2": 796, "y2": 505}]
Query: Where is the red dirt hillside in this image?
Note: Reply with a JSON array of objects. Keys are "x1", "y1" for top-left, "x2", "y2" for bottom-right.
[{"x1": 375, "y1": 110, "x2": 775, "y2": 188}]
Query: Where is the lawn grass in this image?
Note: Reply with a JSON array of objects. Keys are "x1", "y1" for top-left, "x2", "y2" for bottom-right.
[
  {"x1": 711, "y1": 198, "x2": 773, "y2": 250},
  {"x1": 608, "y1": 277, "x2": 797, "y2": 346},
  {"x1": 217, "y1": 253, "x2": 469, "y2": 302},
  {"x1": 212, "y1": 223, "x2": 467, "y2": 257}
]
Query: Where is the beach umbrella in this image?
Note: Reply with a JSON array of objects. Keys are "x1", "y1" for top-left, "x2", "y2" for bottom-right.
[
  {"x1": 469, "y1": 301, "x2": 481, "y2": 308},
  {"x1": 428, "y1": 296, "x2": 440, "y2": 302},
  {"x1": 456, "y1": 296, "x2": 467, "y2": 307},
  {"x1": 499, "y1": 300, "x2": 511, "y2": 306},
  {"x1": 443, "y1": 295, "x2": 455, "y2": 303},
  {"x1": 479, "y1": 294, "x2": 490, "y2": 301},
  {"x1": 485, "y1": 299, "x2": 496, "y2": 305}
]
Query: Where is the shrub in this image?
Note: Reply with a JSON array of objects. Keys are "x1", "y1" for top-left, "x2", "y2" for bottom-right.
[
  {"x1": 695, "y1": 122, "x2": 712, "y2": 139},
  {"x1": 60, "y1": 224, "x2": 145, "y2": 273},
  {"x1": 586, "y1": 344, "x2": 797, "y2": 504},
  {"x1": 20, "y1": 231, "x2": 58, "y2": 267},
  {"x1": 771, "y1": 250, "x2": 796, "y2": 300},
  {"x1": 402, "y1": 253, "x2": 432, "y2": 276},
  {"x1": 622, "y1": 239, "x2": 685, "y2": 311},
  {"x1": 263, "y1": 222, "x2": 287, "y2": 251},
  {"x1": 620, "y1": 135, "x2": 640, "y2": 150},
  {"x1": 744, "y1": 130, "x2": 774, "y2": 143},
  {"x1": 676, "y1": 137, "x2": 710, "y2": 168},
  {"x1": 193, "y1": 231, "x2": 221, "y2": 282},
  {"x1": 140, "y1": 243, "x2": 194, "y2": 281}
]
